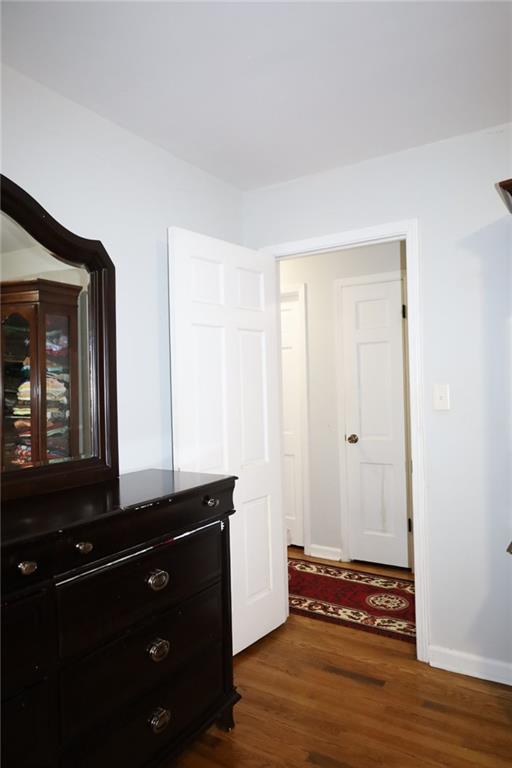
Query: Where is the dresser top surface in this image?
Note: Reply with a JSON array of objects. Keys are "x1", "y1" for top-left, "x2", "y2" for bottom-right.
[{"x1": 1, "y1": 469, "x2": 236, "y2": 546}]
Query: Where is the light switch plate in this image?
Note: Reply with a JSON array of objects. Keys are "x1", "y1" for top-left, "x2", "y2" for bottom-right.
[{"x1": 433, "y1": 383, "x2": 450, "y2": 410}]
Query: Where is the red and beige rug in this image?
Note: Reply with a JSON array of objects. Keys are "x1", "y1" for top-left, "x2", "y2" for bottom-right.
[{"x1": 288, "y1": 558, "x2": 415, "y2": 642}]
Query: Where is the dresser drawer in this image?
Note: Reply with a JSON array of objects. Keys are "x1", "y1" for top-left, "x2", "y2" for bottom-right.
[
  {"x1": 2, "y1": 535, "x2": 59, "y2": 592},
  {"x1": 57, "y1": 482, "x2": 235, "y2": 576},
  {"x1": 58, "y1": 521, "x2": 223, "y2": 658},
  {"x1": 2, "y1": 588, "x2": 56, "y2": 698},
  {"x1": 1, "y1": 679, "x2": 58, "y2": 768},
  {"x1": 61, "y1": 583, "x2": 224, "y2": 741},
  {"x1": 64, "y1": 643, "x2": 224, "y2": 768}
]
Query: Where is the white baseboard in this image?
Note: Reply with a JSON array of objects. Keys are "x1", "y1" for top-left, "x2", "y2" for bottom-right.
[
  {"x1": 309, "y1": 544, "x2": 343, "y2": 561},
  {"x1": 429, "y1": 645, "x2": 512, "y2": 686}
]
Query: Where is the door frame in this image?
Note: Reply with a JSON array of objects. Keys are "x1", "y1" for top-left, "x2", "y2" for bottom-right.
[
  {"x1": 267, "y1": 219, "x2": 429, "y2": 663},
  {"x1": 334, "y1": 270, "x2": 409, "y2": 567},
  {"x1": 279, "y1": 283, "x2": 311, "y2": 554}
]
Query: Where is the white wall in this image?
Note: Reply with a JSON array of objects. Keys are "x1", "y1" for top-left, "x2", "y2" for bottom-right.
[
  {"x1": 1, "y1": 66, "x2": 244, "y2": 472},
  {"x1": 245, "y1": 124, "x2": 512, "y2": 681},
  {"x1": 2, "y1": 63, "x2": 511, "y2": 684},
  {"x1": 280, "y1": 244, "x2": 400, "y2": 554}
]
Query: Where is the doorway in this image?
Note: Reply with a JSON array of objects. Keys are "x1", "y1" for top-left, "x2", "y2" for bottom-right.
[
  {"x1": 279, "y1": 242, "x2": 412, "y2": 565},
  {"x1": 271, "y1": 222, "x2": 427, "y2": 660}
]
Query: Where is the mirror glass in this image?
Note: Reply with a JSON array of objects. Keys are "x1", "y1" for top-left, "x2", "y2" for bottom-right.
[{"x1": 1, "y1": 211, "x2": 94, "y2": 471}]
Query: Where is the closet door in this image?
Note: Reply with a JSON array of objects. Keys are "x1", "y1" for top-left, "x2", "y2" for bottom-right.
[{"x1": 168, "y1": 227, "x2": 287, "y2": 654}]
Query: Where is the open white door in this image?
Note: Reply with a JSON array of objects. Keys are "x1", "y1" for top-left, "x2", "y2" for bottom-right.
[
  {"x1": 169, "y1": 227, "x2": 287, "y2": 654},
  {"x1": 338, "y1": 274, "x2": 409, "y2": 568}
]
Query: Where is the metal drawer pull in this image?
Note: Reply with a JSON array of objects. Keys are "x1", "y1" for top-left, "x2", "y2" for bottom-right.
[
  {"x1": 146, "y1": 569, "x2": 170, "y2": 592},
  {"x1": 75, "y1": 541, "x2": 94, "y2": 555},
  {"x1": 147, "y1": 637, "x2": 171, "y2": 663},
  {"x1": 18, "y1": 561, "x2": 38, "y2": 576},
  {"x1": 149, "y1": 707, "x2": 171, "y2": 735},
  {"x1": 205, "y1": 496, "x2": 220, "y2": 508}
]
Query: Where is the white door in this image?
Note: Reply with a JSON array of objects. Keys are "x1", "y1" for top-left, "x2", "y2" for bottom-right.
[
  {"x1": 280, "y1": 287, "x2": 307, "y2": 547},
  {"x1": 339, "y1": 274, "x2": 408, "y2": 567},
  {"x1": 169, "y1": 227, "x2": 288, "y2": 654}
]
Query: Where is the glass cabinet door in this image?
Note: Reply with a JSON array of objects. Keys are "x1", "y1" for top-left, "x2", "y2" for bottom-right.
[
  {"x1": 2, "y1": 310, "x2": 35, "y2": 470},
  {"x1": 45, "y1": 313, "x2": 72, "y2": 463}
]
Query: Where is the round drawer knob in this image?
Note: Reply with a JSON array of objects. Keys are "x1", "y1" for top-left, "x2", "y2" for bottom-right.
[
  {"x1": 75, "y1": 541, "x2": 94, "y2": 555},
  {"x1": 147, "y1": 637, "x2": 171, "y2": 663},
  {"x1": 204, "y1": 496, "x2": 220, "y2": 508},
  {"x1": 149, "y1": 706, "x2": 171, "y2": 735},
  {"x1": 146, "y1": 569, "x2": 170, "y2": 592},
  {"x1": 18, "y1": 560, "x2": 37, "y2": 577}
]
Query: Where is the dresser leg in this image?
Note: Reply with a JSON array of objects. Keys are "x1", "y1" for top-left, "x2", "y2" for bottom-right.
[{"x1": 216, "y1": 705, "x2": 235, "y2": 732}]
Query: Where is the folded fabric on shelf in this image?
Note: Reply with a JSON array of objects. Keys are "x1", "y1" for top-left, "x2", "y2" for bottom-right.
[
  {"x1": 47, "y1": 409, "x2": 66, "y2": 422},
  {"x1": 46, "y1": 395, "x2": 68, "y2": 405},
  {"x1": 13, "y1": 405, "x2": 31, "y2": 416},
  {"x1": 51, "y1": 372, "x2": 70, "y2": 383},
  {"x1": 17, "y1": 380, "x2": 31, "y2": 401},
  {"x1": 46, "y1": 347, "x2": 68, "y2": 359},
  {"x1": 46, "y1": 335, "x2": 68, "y2": 353},
  {"x1": 46, "y1": 420, "x2": 66, "y2": 431},
  {"x1": 46, "y1": 375, "x2": 67, "y2": 392},
  {"x1": 13, "y1": 444, "x2": 31, "y2": 458},
  {"x1": 14, "y1": 419, "x2": 31, "y2": 430},
  {"x1": 46, "y1": 376, "x2": 68, "y2": 404},
  {"x1": 47, "y1": 426, "x2": 69, "y2": 436},
  {"x1": 47, "y1": 444, "x2": 69, "y2": 454}
]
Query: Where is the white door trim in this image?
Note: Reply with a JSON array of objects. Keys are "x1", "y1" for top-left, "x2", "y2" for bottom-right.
[
  {"x1": 265, "y1": 219, "x2": 430, "y2": 664},
  {"x1": 334, "y1": 272, "x2": 409, "y2": 567},
  {"x1": 279, "y1": 283, "x2": 311, "y2": 555},
  {"x1": 336, "y1": 270, "x2": 404, "y2": 287}
]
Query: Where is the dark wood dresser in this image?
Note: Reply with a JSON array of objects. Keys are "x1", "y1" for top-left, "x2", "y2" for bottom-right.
[{"x1": 1, "y1": 468, "x2": 240, "y2": 768}]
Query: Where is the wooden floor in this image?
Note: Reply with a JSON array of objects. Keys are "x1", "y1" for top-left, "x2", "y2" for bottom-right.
[{"x1": 177, "y1": 554, "x2": 512, "y2": 768}]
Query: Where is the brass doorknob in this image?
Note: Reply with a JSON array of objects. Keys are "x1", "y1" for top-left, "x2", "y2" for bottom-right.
[{"x1": 347, "y1": 434, "x2": 359, "y2": 444}]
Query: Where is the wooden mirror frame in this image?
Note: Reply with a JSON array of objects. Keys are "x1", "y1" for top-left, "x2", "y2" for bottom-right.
[
  {"x1": 1, "y1": 175, "x2": 118, "y2": 498},
  {"x1": 496, "y1": 178, "x2": 512, "y2": 214}
]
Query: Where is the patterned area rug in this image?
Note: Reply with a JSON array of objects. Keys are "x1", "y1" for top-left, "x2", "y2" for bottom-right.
[{"x1": 288, "y1": 558, "x2": 415, "y2": 642}]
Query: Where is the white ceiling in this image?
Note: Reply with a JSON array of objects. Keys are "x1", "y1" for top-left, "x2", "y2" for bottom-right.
[{"x1": 2, "y1": 2, "x2": 511, "y2": 190}]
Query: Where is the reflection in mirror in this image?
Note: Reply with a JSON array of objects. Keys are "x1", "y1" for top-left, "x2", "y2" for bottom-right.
[{"x1": 1, "y1": 211, "x2": 93, "y2": 471}]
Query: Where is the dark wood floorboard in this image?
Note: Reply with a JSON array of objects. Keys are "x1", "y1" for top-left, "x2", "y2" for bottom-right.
[{"x1": 175, "y1": 613, "x2": 512, "y2": 768}]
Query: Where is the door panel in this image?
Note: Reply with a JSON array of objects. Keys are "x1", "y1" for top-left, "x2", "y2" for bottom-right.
[
  {"x1": 238, "y1": 328, "x2": 268, "y2": 464},
  {"x1": 340, "y1": 278, "x2": 408, "y2": 567},
  {"x1": 169, "y1": 228, "x2": 287, "y2": 654},
  {"x1": 280, "y1": 289, "x2": 306, "y2": 547}
]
